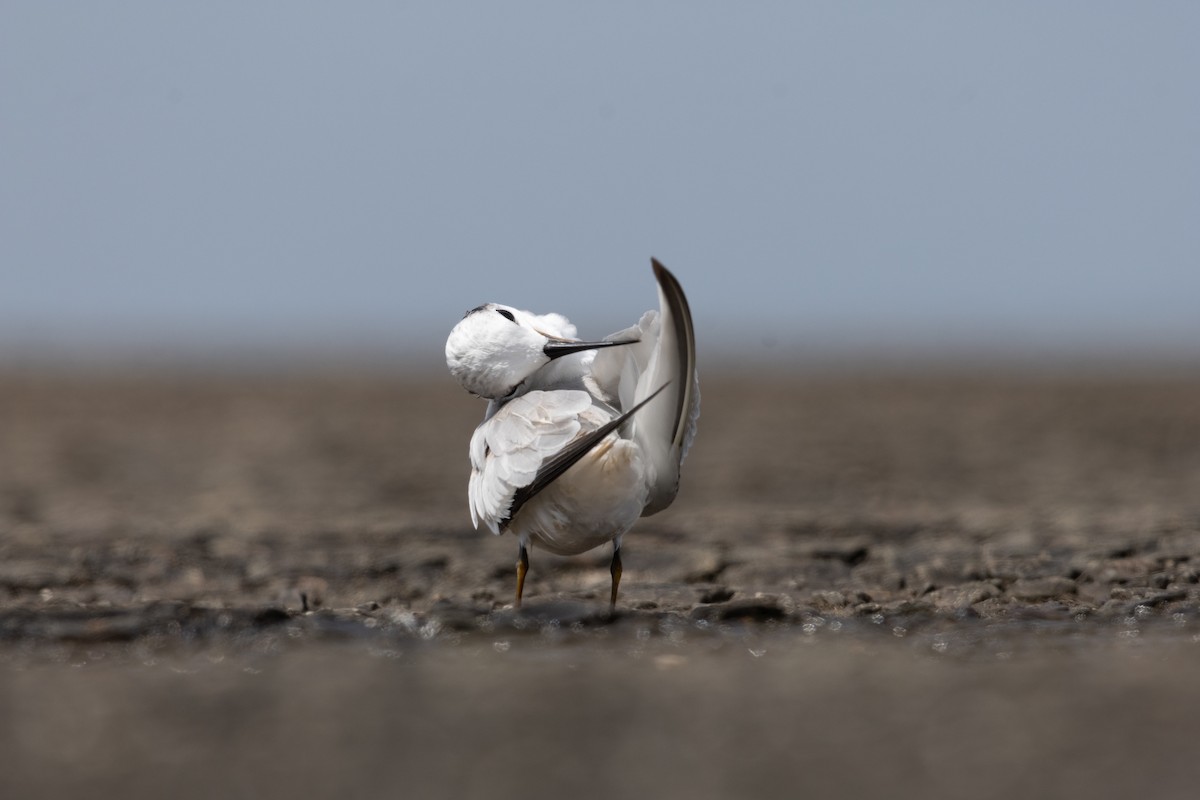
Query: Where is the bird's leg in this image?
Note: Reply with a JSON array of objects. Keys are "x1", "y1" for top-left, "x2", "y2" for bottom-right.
[
  {"x1": 515, "y1": 543, "x2": 529, "y2": 609},
  {"x1": 609, "y1": 543, "x2": 623, "y2": 609}
]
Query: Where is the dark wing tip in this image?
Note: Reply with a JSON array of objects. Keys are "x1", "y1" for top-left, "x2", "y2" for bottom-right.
[
  {"x1": 648, "y1": 257, "x2": 696, "y2": 448},
  {"x1": 650, "y1": 259, "x2": 689, "y2": 313}
]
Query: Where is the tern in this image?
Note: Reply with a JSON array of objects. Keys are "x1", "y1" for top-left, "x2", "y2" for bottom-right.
[{"x1": 445, "y1": 259, "x2": 699, "y2": 608}]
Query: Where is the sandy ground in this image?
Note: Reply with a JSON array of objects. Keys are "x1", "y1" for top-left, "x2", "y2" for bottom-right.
[{"x1": 2, "y1": 366, "x2": 1200, "y2": 798}]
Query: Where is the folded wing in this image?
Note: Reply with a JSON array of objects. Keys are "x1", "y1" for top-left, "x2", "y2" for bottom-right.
[
  {"x1": 469, "y1": 384, "x2": 672, "y2": 534},
  {"x1": 469, "y1": 389, "x2": 592, "y2": 534}
]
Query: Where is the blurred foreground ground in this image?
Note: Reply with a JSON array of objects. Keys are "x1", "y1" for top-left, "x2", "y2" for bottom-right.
[{"x1": 2, "y1": 366, "x2": 1199, "y2": 798}]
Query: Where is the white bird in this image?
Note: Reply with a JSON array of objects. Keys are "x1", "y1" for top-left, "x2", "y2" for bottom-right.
[{"x1": 445, "y1": 259, "x2": 699, "y2": 608}]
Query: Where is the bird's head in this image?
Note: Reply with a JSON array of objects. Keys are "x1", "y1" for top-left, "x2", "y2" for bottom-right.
[{"x1": 446, "y1": 303, "x2": 633, "y2": 399}]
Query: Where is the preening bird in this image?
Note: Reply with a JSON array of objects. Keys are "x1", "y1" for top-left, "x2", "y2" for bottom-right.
[{"x1": 445, "y1": 259, "x2": 699, "y2": 608}]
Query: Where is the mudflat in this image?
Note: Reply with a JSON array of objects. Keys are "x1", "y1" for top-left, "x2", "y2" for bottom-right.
[{"x1": 2, "y1": 367, "x2": 1199, "y2": 798}]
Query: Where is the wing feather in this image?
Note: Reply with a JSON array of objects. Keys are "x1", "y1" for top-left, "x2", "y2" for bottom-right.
[
  {"x1": 503, "y1": 383, "x2": 668, "y2": 526},
  {"x1": 468, "y1": 389, "x2": 592, "y2": 534},
  {"x1": 638, "y1": 260, "x2": 700, "y2": 514},
  {"x1": 467, "y1": 384, "x2": 669, "y2": 534},
  {"x1": 584, "y1": 261, "x2": 699, "y2": 517}
]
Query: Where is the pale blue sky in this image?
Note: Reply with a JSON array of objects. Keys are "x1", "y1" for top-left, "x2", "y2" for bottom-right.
[{"x1": 3, "y1": 3, "x2": 1198, "y2": 367}]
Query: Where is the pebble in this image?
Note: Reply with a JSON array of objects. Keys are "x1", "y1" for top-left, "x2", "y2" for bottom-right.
[{"x1": 1007, "y1": 577, "x2": 1077, "y2": 601}]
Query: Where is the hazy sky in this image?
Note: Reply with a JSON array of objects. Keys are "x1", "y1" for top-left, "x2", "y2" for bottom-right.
[{"x1": 3, "y1": 4, "x2": 1198, "y2": 366}]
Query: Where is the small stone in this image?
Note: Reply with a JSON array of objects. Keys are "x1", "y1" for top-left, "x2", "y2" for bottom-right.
[
  {"x1": 925, "y1": 581, "x2": 1001, "y2": 612},
  {"x1": 698, "y1": 586, "x2": 735, "y2": 604},
  {"x1": 808, "y1": 543, "x2": 869, "y2": 566},
  {"x1": 426, "y1": 598, "x2": 490, "y2": 631},
  {"x1": 1133, "y1": 589, "x2": 1188, "y2": 609},
  {"x1": 880, "y1": 599, "x2": 935, "y2": 616},
  {"x1": 1075, "y1": 581, "x2": 1111, "y2": 606},
  {"x1": 971, "y1": 597, "x2": 1011, "y2": 618},
  {"x1": 1096, "y1": 598, "x2": 1131, "y2": 618},
  {"x1": 811, "y1": 590, "x2": 848, "y2": 611},
  {"x1": 1007, "y1": 577, "x2": 1077, "y2": 601},
  {"x1": 689, "y1": 595, "x2": 789, "y2": 622},
  {"x1": 253, "y1": 607, "x2": 291, "y2": 626}
]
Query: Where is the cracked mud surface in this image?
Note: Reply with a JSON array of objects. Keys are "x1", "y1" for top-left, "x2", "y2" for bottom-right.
[{"x1": 2, "y1": 368, "x2": 1200, "y2": 797}]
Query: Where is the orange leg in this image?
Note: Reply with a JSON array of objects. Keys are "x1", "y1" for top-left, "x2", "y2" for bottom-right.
[
  {"x1": 515, "y1": 543, "x2": 529, "y2": 608},
  {"x1": 609, "y1": 545, "x2": 623, "y2": 609}
]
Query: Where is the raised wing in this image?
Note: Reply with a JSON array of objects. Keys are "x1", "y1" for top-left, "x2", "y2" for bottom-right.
[
  {"x1": 635, "y1": 260, "x2": 699, "y2": 514},
  {"x1": 590, "y1": 260, "x2": 699, "y2": 516}
]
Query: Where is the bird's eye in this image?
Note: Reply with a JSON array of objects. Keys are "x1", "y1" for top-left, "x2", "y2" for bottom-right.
[{"x1": 496, "y1": 309, "x2": 516, "y2": 322}]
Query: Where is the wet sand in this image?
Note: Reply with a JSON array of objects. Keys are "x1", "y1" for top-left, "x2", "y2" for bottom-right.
[{"x1": 2, "y1": 367, "x2": 1199, "y2": 797}]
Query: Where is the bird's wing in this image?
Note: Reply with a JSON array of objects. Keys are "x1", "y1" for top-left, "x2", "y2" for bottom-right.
[
  {"x1": 656, "y1": 260, "x2": 701, "y2": 464},
  {"x1": 469, "y1": 389, "x2": 592, "y2": 534},
  {"x1": 636, "y1": 260, "x2": 700, "y2": 515},
  {"x1": 468, "y1": 384, "x2": 671, "y2": 534},
  {"x1": 587, "y1": 261, "x2": 699, "y2": 516},
  {"x1": 505, "y1": 382, "x2": 668, "y2": 526},
  {"x1": 588, "y1": 310, "x2": 657, "y2": 407}
]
